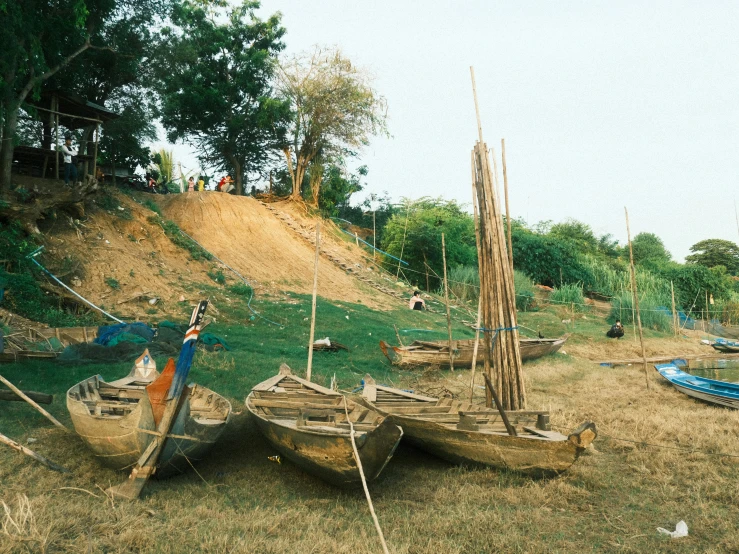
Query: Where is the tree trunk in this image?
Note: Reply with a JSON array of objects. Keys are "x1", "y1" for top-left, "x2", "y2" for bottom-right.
[
  {"x1": 0, "y1": 102, "x2": 20, "y2": 189},
  {"x1": 228, "y1": 155, "x2": 243, "y2": 195},
  {"x1": 309, "y1": 158, "x2": 324, "y2": 207}
]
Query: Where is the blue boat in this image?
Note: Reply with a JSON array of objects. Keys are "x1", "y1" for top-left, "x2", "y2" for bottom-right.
[
  {"x1": 655, "y1": 363, "x2": 739, "y2": 409},
  {"x1": 712, "y1": 338, "x2": 739, "y2": 354}
]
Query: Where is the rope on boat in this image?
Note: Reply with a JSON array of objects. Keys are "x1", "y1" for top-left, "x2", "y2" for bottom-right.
[
  {"x1": 342, "y1": 397, "x2": 390, "y2": 554},
  {"x1": 27, "y1": 247, "x2": 124, "y2": 323},
  {"x1": 178, "y1": 230, "x2": 284, "y2": 327}
]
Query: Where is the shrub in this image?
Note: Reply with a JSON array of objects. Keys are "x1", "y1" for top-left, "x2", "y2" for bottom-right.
[
  {"x1": 208, "y1": 269, "x2": 226, "y2": 285},
  {"x1": 229, "y1": 283, "x2": 253, "y2": 297},
  {"x1": 513, "y1": 270, "x2": 535, "y2": 312},
  {"x1": 550, "y1": 283, "x2": 587, "y2": 312},
  {"x1": 143, "y1": 199, "x2": 161, "y2": 215},
  {"x1": 105, "y1": 277, "x2": 120, "y2": 290}
]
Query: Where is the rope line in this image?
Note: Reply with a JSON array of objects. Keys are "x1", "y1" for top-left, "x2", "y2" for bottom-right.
[{"x1": 27, "y1": 247, "x2": 124, "y2": 323}]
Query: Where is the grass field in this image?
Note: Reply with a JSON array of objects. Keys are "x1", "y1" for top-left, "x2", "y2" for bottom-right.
[{"x1": 2, "y1": 293, "x2": 739, "y2": 553}]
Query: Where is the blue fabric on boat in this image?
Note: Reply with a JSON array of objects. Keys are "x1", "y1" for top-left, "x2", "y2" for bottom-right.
[{"x1": 94, "y1": 322, "x2": 155, "y2": 346}]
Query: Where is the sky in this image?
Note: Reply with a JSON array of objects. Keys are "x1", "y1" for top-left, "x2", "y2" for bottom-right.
[{"x1": 159, "y1": 1, "x2": 739, "y2": 261}]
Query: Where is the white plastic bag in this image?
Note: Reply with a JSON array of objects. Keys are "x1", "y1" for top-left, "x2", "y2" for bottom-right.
[{"x1": 657, "y1": 520, "x2": 688, "y2": 538}]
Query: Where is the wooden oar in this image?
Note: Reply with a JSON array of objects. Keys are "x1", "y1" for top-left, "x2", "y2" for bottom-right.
[
  {"x1": 0, "y1": 374, "x2": 67, "y2": 430},
  {"x1": 0, "y1": 431, "x2": 69, "y2": 473},
  {"x1": 483, "y1": 373, "x2": 517, "y2": 437},
  {"x1": 106, "y1": 301, "x2": 208, "y2": 500}
]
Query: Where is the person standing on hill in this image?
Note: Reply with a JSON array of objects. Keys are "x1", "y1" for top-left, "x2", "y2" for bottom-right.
[
  {"x1": 187, "y1": 176, "x2": 195, "y2": 192},
  {"x1": 61, "y1": 135, "x2": 78, "y2": 186},
  {"x1": 197, "y1": 177, "x2": 205, "y2": 191}
]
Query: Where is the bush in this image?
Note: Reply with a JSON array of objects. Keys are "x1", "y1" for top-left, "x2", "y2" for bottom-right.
[
  {"x1": 610, "y1": 291, "x2": 672, "y2": 331},
  {"x1": 208, "y1": 269, "x2": 226, "y2": 285},
  {"x1": 229, "y1": 283, "x2": 253, "y2": 297},
  {"x1": 513, "y1": 270, "x2": 535, "y2": 312},
  {"x1": 549, "y1": 283, "x2": 587, "y2": 312},
  {"x1": 447, "y1": 265, "x2": 479, "y2": 304}
]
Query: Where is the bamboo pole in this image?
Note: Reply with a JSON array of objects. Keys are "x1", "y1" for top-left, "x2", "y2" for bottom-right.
[
  {"x1": 0, "y1": 431, "x2": 69, "y2": 472},
  {"x1": 54, "y1": 95, "x2": 60, "y2": 180},
  {"x1": 705, "y1": 290, "x2": 710, "y2": 333},
  {"x1": 306, "y1": 223, "x2": 321, "y2": 382},
  {"x1": 92, "y1": 123, "x2": 99, "y2": 181},
  {"x1": 501, "y1": 138, "x2": 513, "y2": 269},
  {"x1": 469, "y1": 159, "x2": 484, "y2": 402},
  {"x1": 469, "y1": 296, "x2": 482, "y2": 402},
  {"x1": 397, "y1": 204, "x2": 410, "y2": 278},
  {"x1": 671, "y1": 281, "x2": 678, "y2": 337},
  {"x1": 624, "y1": 208, "x2": 649, "y2": 389},
  {"x1": 0, "y1": 374, "x2": 67, "y2": 430},
  {"x1": 441, "y1": 233, "x2": 455, "y2": 372},
  {"x1": 373, "y1": 210, "x2": 376, "y2": 262}
]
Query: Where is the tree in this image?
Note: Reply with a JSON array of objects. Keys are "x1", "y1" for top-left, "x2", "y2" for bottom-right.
[
  {"x1": 381, "y1": 198, "x2": 476, "y2": 290},
  {"x1": 631, "y1": 232, "x2": 671, "y2": 265},
  {"x1": 155, "y1": 0, "x2": 291, "y2": 195},
  {"x1": 686, "y1": 239, "x2": 739, "y2": 275},
  {"x1": 549, "y1": 219, "x2": 599, "y2": 256},
  {"x1": 316, "y1": 162, "x2": 366, "y2": 217},
  {"x1": 0, "y1": 0, "x2": 168, "y2": 189},
  {"x1": 278, "y1": 46, "x2": 388, "y2": 202}
]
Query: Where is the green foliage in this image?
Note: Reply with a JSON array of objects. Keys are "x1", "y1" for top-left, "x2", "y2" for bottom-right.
[
  {"x1": 338, "y1": 192, "x2": 395, "y2": 246},
  {"x1": 143, "y1": 199, "x2": 161, "y2": 215},
  {"x1": 550, "y1": 283, "x2": 587, "y2": 312},
  {"x1": 229, "y1": 283, "x2": 253, "y2": 297},
  {"x1": 610, "y1": 291, "x2": 672, "y2": 331},
  {"x1": 150, "y1": 149, "x2": 176, "y2": 189},
  {"x1": 447, "y1": 266, "x2": 479, "y2": 304},
  {"x1": 631, "y1": 232, "x2": 671, "y2": 265},
  {"x1": 381, "y1": 198, "x2": 476, "y2": 291},
  {"x1": 208, "y1": 269, "x2": 226, "y2": 285},
  {"x1": 513, "y1": 270, "x2": 536, "y2": 312},
  {"x1": 105, "y1": 278, "x2": 120, "y2": 290},
  {"x1": 317, "y1": 163, "x2": 366, "y2": 217},
  {"x1": 155, "y1": 0, "x2": 291, "y2": 195},
  {"x1": 659, "y1": 262, "x2": 731, "y2": 311},
  {"x1": 686, "y1": 239, "x2": 739, "y2": 275},
  {"x1": 549, "y1": 219, "x2": 600, "y2": 256}
]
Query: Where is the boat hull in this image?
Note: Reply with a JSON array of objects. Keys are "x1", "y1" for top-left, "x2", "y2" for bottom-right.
[
  {"x1": 656, "y1": 364, "x2": 739, "y2": 409},
  {"x1": 249, "y1": 410, "x2": 402, "y2": 487},
  {"x1": 67, "y1": 377, "x2": 231, "y2": 477}
]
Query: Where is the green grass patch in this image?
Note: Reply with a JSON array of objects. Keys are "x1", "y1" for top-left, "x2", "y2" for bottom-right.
[{"x1": 148, "y1": 215, "x2": 213, "y2": 261}]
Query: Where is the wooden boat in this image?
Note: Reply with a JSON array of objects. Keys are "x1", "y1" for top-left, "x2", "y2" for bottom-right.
[
  {"x1": 357, "y1": 375, "x2": 596, "y2": 475},
  {"x1": 67, "y1": 349, "x2": 232, "y2": 477},
  {"x1": 712, "y1": 339, "x2": 739, "y2": 354},
  {"x1": 655, "y1": 363, "x2": 739, "y2": 409},
  {"x1": 379, "y1": 335, "x2": 569, "y2": 368},
  {"x1": 246, "y1": 364, "x2": 403, "y2": 487}
]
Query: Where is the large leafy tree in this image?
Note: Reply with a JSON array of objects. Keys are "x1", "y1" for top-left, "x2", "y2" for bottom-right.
[
  {"x1": 155, "y1": 0, "x2": 290, "y2": 195},
  {"x1": 278, "y1": 46, "x2": 388, "y2": 202},
  {"x1": 686, "y1": 239, "x2": 739, "y2": 275},
  {"x1": 631, "y1": 232, "x2": 671, "y2": 266},
  {"x1": 0, "y1": 0, "x2": 168, "y2": 188}
]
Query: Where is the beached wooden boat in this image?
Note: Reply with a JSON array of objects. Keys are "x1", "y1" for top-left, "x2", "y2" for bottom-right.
[
  {"x1": 379, "y1": 335, "x2": 569, "y2": 368},
  {"x1": 656, "y1": 363, "x2": 739, "y2": 409},
  {"x1": 246, "y1": 364, "x2": 403, "y2": 487},
  {"x1": 67, "y1": 349, "x2": 231, "y2": 476},
  {"x1": 712, "y1": 339, "x2": 739, "y2": 354},
  {"x1": 357, "y1": 375, "x2": 596, "y2": 475}
]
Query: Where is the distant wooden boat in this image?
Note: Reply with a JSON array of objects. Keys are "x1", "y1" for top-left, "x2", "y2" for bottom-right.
[
  {"x1": 246, "y1": 364, "x2": 403, "y2": 487},
  {"x1": 656, "y1": 363, "x2": 739, "y2": 409},
  {"x1": 379, "y1": 335, "x2": 569, "y2": 367},
  {"x1": 712, "y1": 339, "x2": 739, "y2": 354},
  {"x1": 357, "y1": 375, "x2": 596, "y2": 475},
  {"x1": 67, "y1": 349, "x2": 231, "y2": 477}
]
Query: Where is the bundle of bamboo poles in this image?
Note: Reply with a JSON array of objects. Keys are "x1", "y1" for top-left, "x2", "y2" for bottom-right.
[{"x1": 470, "y1": 69, "x2": 526, "y2": 411}]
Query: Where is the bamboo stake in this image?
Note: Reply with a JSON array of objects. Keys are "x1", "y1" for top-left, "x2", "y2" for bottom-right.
[
  {"x1": 625, "y1": 208, "x2": 649, "y2": 389},
  {"x1": 705, "y1": 290, "x2": 710, "y2": 333},
  {"x1": 469, "y1": 161, "x2": 484, "y2": 402},
  {"x1": 469, "y1": 296, "x2": 482, "y2": 402},
  {"x1": 501, "y1": 138, "x2": 513, "y2": 269},
  {"x1": 441, "y1": 233, "x2": 455, "y2": 372},
  {"x1": 0, "y1": 374, "x2": 67, "y2": 430},
  {"x1": 397, "y1": 204, "x2": 410, "y2": 278},
  {"x1": 0, "y1": 431, "x2": 69, "y2": 473},
  {"x1": 671, "y1": 281, "x2": 678, "y2": 338},
  {"x1": 306, "y1": 223, "x2": 321, "y2": 382}
]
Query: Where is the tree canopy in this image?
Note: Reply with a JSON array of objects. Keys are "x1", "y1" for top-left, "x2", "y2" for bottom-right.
[
  {"x1": 277, "y1": 46, "x2": 387, "y2": 202},
  {"x1": 686, "y1": 239, "x2": 739, "y2": 275},
  {"x1": 155, "y1": 0, "x2": 290, "y2": 195},
  {"x1": 631, "y1": 232, "x2": 671, "y2": 266}
]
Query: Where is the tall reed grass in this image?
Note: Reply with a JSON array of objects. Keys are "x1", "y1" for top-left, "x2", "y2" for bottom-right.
[
  {"x1": 446, "y1": 266, "x2": 536, "y2": 312},
  {"x1": 549, "y1": 283, "x2": 587, "y2": 312},
  {"x1": 609, "y1": 291, "x2": 673, "y2": 331}
]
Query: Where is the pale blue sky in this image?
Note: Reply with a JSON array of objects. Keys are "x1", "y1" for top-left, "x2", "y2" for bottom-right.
[{"x1": 164, "y1": 1, "x2": 739, "y2": 261}]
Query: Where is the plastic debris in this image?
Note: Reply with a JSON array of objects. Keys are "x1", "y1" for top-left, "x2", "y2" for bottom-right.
[
  {"x1": 657, "y1": 521, "x2": 688, "y2": 538},
  {"x1": 268, "y1": 455, "x2": 281, "y2": 464},
  {"x1": 27, "y1": 438, "x2": 37, "y2": 444}
]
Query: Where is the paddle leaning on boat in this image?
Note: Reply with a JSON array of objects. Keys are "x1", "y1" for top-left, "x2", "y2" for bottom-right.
[{"x1": 655, "y1": 363, "x2": 739, "y2": 409}]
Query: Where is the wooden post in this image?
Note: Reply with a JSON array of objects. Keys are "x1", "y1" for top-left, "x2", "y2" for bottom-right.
[
  {"x1": 355, "y1": 232, "x2": 359, "y2": 246},
  {"x1": 705, "y1": 290, "x2": 710, "y2": 333},
  {"x1": 0, "y1": 375, "x2": 67, "y2": 430},
  {"x1": 501, "y1": 138, "x2": 513, "y2": 269},
  {"x1": 441, "y1": 233, "x2": 455, "y2": 372},
  {"x1": 483, "y1": 373, "x2": 517, "y2": 437},
  {"x1": 625, "y1": 208, "x2": 649, "y2": 389},
  {"x1": 0, "y1": 431, "x2": 69, "y2": 473},
  {"x1": 671, "y1": 281, "x2": 678, "y2": 337},
  {"x1": 372, "y1": 210, "x2": 376, "y2": 262},
  {"x1": 306, "y1": 223, "x2": 321, "y2": 382},
  {"x1": 397, "y1": 205, "x2": 410, "y2": 278},
  {"x1": 469, "y1": 295, "x2": 482, "y2": 402},
  {"x1": 54, "y1": 95, "x2": 60, "y2": 180}
]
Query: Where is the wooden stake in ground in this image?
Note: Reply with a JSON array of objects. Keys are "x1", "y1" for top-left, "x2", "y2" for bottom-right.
[
  {"x1": 441, "y1": 233, "x2": 455, "y2": 372},
  {"x1": 469, "y1": 295, "x2": 482, "y2": 402},
  {"x1": 671, "y1": 281, "x2": 678, "y2": 337},
  {"x1": 469, "y1": 156, "x2": 484, "y2": 402},
  {"x1": 306, "y1": 223, "x2": 321, "y2": 382},
  {"x1": 397, "y1": 203, "x2": 410, "y2": 278},
  {"x1": 0, "y1": 375, "x2": 67, "y2": 430},
  {"x1": 0, "y1": 431, "x2": 69, "y2": 473},
  {"x1": 625, "y1": 208, "x2": 649, "y2": 389},
  {"x1": 705, "y1": 290, "x2": 710, "y2": 333},
  {"x1": 501, "y1": 138, "x2": 513, "y2": 270}
]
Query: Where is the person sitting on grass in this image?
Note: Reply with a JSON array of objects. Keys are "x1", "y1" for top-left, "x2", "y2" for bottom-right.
[
  {"x1": 409, "y1": 291, "x2": 426, "y2": 311},
  {"x1": 606, "y1": 319, "x2": 625, "y2": 339}
]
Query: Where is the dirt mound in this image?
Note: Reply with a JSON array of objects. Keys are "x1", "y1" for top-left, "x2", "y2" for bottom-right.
[{"x1": 155, "y1": 193, "x2": 385, "y2": 307}]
